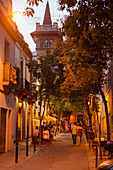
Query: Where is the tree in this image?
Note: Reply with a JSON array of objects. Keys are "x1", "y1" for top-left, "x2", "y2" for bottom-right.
[
  {"x1": 57, "y1": 0, "x2": 113, "y2": 140},
  {"x1": 27, "y1": 48, "x2": 65, "y2": 143},
  {"x1": 25, "y1": 0, "x2": 43, "y2": 17}
]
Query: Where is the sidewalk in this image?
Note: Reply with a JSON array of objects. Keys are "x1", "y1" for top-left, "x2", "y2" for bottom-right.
[
  {"x1": 0, "y1": 133, "x2": 97, "y2": 170},
  {"x1": 74, "y1": 133, "x2": 96, "y2": 169},
  {"x1": 0, "y1": 135, "x2": 61, "y2": 170},
  {"x1": 0, "y1": 141, "x2": 40, "y2": 170},
  {"x1": 86, "y1": 141, "x2": 97, "y2": 169}
]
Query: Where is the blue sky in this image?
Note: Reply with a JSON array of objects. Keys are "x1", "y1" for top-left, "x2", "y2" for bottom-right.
[{"x1": 12, "y1": 0, "x2": 68, "y2": 52}]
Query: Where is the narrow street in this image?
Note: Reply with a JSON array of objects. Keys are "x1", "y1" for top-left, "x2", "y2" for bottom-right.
[{"x1": 9, "y1": 133, "x2": 96, "y2": 170}]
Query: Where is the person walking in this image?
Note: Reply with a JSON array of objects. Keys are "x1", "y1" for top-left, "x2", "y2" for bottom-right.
[
  {"x1": 77, "y1": 123, "x2": 83, "y2": 145},
  {"x1": 33, "y1": 126, "x2": 39, "y2": 143},
  {"x1": 71, "y1": 122, "x2": 77, "y2": 144},
  {"x1": 43, "y1": 127, "x2": 49, "y2": 143}
]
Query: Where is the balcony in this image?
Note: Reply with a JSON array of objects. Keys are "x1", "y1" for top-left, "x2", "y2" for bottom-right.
[
  {"x1": 20, "y1": 78, "x2": 30, "y2": 91},
  {"x1": 17, "y1": 78, "x2": 37, "y2": 102},
  {"x1": 16, "y1": 78, "x2": 30, "y2": 95},
  {"x1": 3, "y1": 62, "x2": 17, "y2": 86}
]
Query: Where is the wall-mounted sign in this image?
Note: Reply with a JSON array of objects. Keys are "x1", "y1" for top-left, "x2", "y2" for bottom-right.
[
  {"x1": 3, "y1": 62, "x2": 17, "y2": 85},
  {"x1": 10, "y1": 65, "x2": 17, "y2": 84}
]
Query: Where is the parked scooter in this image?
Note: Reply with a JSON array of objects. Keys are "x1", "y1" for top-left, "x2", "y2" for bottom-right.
[{"x1": 98, "y1": 140, "x2": 113, "y2": 170}]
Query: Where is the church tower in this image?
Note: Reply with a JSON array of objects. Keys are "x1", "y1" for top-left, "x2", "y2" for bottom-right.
[{"x1": 31, "y1": 1, "x2": 59, "y2": 57}]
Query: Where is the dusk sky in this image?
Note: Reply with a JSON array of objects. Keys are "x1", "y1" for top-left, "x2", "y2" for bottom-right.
[{"x1": 12, "y1": 0, "x2": 68, "y2": 52}]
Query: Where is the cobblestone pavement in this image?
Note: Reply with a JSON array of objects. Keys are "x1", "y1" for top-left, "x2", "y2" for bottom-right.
[{"x1": 0, "y1": 133, "x2": 97, "y2": 170}]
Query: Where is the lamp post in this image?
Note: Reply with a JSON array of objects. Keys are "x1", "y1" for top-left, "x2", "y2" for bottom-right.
[
  {"x1": 26, "y1": 104, "x2": 30, "y2": 156},
  {"x1": 15, "y1": 99, "x2": 23, "y2": 163},
  {"x1": 15, "y1": 97, "x2": 18, "y2": 163}
]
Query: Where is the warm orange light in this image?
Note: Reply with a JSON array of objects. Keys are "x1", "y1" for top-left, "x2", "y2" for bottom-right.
[
  {"x1": 8, "y1": 11, "x2": 22, "y2": 18},
  {"x1": 19, "y1": 101, "x2": 22, "y2": 108},
  {"x1": 10, "y1": 11, "x2": 26, "y2": 22},
  {"x1": 88, "y1": 102, "x2": 90, "y2": 105},
  {"x1": 12, "y1": 12, "x2": 23, "y2": 22}
]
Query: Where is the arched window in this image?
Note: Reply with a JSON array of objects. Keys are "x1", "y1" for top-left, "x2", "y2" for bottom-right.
[
  {"x1": 45, "y1": 39, "x2": 48, "y2": 47},
  {"x1": 40, "y1": 40, "x2": 43, "y2": 47},
  {"x1": 50, "y1": 39, "x2": 53, "y2": 47}
]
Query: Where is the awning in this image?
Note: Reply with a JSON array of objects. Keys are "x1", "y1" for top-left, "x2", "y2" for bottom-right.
[
  {"x1": 32, "y1": 116, "x2": 40, "y2": 122},
  {"x1": 32, "y1": 115, "x2": 57, "y2": 122},
  {"x1": 46, "y1": 116, "x2": 57, "y2": 121}
]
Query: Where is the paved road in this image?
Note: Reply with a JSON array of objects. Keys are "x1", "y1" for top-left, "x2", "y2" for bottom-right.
[{"x1": 9, "y1": 133, "x2": 96, "y2": 170}]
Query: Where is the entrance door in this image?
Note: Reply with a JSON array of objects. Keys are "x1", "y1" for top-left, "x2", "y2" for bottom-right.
[
  {"x1": 8, "y1": 110, "x2": 11, "y2": 150},
  {"x1": 0, "y1": 108, "x2": 7, "y2": 153}
]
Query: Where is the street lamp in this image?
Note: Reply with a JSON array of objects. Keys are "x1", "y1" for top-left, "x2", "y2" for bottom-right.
[
  {"x1": 8, "y1": 11, "x2": 26, "y2": 18},
  {"x1": 19, "y1": 100, "x2": 23, "y2": 108}
]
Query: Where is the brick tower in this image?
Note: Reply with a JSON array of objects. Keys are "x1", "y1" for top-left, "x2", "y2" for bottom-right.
[{"x1": 31, "y1": 1, "x2": 59, "y2": 57}]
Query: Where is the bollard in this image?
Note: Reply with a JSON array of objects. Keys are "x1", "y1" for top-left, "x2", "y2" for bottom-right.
[
  {"x1": 26, "y1": 137, "x2": 28, "y2": 156},
  {"x1": 15, "y1": 142, "x2": 18, "y2": 163},
  {"x1": 89, "y1": 139, "x2": 90, "y2": 147},
  {"x1": 88, "y1": 134, "x2": 90, "y2": 147},
  {"x1": 34, "y1": 138, "x2": 36, "y2": 152},
  {"x1": 96, "y1": 145, "x2": 98, "y2": 168},
  {"x1": 26, "y1": 122, "x2": 29, "y2": 156}
]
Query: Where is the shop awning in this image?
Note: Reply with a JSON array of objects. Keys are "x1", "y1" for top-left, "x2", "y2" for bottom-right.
[{"x1": 32, "y1": 115, "x2": 57, "y2": 122}]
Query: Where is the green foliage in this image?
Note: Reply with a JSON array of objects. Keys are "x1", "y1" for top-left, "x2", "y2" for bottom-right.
[
  {"x1": 27, "y1": 49, "x2": 65, "y2": 101},
  {"x1": 27, "y1": 0, "x2": 43, "y2": 7},
  {"x1": 58, "y1": 0, "x2": 77, "y2": 11},
  {"x1": 57, "y1": 0, "x2": 112, "y2": 138},
  {"x1": 57, "y1": 0, "x2": 113, "y2": 96},
  {"x1": 25, "y1": 0, "x2": 43, "y2": 17}
]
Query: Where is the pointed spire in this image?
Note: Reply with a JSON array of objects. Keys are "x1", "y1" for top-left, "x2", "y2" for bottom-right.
[{"x1": 43, "y1": 1, "x2": 52, "y2": 25}]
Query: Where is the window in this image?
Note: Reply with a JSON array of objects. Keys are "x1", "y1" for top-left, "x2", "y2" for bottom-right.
[
  {"x1": 4, "y1": 39, "x2": 10, "y2": 62},
  {"x1": 40, "y1": 40, "x2": 43, "y2": 47},
  {"x1": 20, "y1": 58, "x2": 23, "y2": 88},
  {"x1": 50, "y1": 39, "x2": 53, "y2": 47},
  {"x1": 45, "y1": 39, "x2": 48, "y2": 47}
]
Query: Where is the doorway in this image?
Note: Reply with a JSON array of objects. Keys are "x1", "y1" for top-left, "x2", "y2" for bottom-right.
[
  {"x1": 0, "y1": 108, "x2": 7, "y2": 153},
  {"x1": 8, "y1": 110, "x2": 12, "y2": 150}
]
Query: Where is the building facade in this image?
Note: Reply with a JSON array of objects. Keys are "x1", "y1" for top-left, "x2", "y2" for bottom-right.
[
  {"x1": 0, "y1": 0, "x2": 17, "y2": 153},
  {"x1": 14, "y1": 30, "x2": 35, "y2": 143},
  {"x1": 0, "y1": 0, "x2": 36, "y2": 153},
  {"x1": 100, "y1": 60, "x2": 113, "y2": 140},
  {"x1": 31, "y1": 1, "x2": 59, "y2": 57}
]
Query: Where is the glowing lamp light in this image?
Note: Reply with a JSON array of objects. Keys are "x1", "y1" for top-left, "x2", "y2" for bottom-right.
[
  {"x1": 8, "y1": 11, "x2": 26, "y2": 23},
  {"x1": 9, "y1": 11, "x2": 26, "y2": 18},
  {"x1": 19, "y1": 100, "x2": 23, "y2": 108}
]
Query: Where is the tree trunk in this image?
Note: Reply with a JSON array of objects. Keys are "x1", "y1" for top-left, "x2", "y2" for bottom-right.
[
  {"x1": 94, "y1": 99, "x2": 102, "y2": 160},
  {"x1": 99, "y1": 87, "x2": 110, "y2": 140},
  {"x1": 97, "y1": 109, "x2": 102, "y2": 160},
  {"x1": 43, "y1": 95, "x2": 47, "y2": 116},
  {"x1": 39, "y1": 88, "x2": 42, "y2": 145}
]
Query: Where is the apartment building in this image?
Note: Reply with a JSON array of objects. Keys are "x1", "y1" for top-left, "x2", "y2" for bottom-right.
[
  {"x1": 0, "y1": 0, "x2": 17, "y2": 153},
  {"x1": 0, "y1": 0, "x2": 36, "y2": 153}
]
